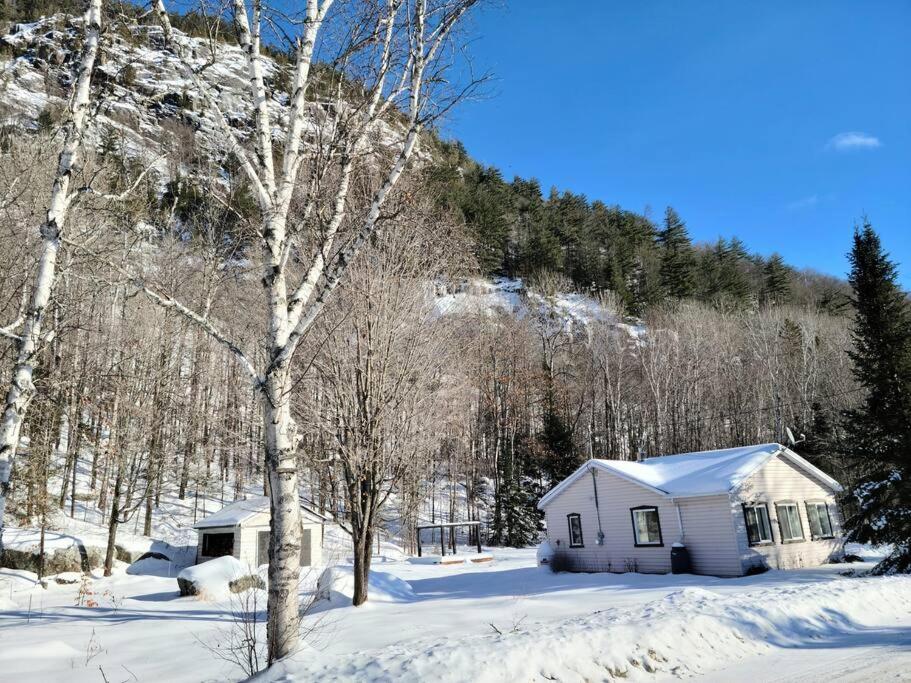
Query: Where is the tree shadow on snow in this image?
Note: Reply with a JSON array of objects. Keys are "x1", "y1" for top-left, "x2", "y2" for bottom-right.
[{"x1": 0, "y1": 604, "x2": 236, "y2": 628}]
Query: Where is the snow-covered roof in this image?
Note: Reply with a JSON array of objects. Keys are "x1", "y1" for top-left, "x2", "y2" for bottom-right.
[
  {"x1": 538, "y1": 443, "x2": 842, "y2": 508},
  {"x1": 193, "y1": 496, "x2": 331, "y2": 529}
]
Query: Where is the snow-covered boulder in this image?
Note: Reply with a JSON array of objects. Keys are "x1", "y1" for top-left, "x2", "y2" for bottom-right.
[
  {"x1": 536, "y1": 540, "x2": 555, "y2": 568},
  {"x1": 314, "y1": 566, "x2": 415, "y2": 609},
  {"x1": 177, "y1": 556, "x2": 264, "y2": 599}
]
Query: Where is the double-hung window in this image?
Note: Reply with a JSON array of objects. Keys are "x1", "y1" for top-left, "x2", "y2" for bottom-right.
[
  {"x1": 567, "y1": 513, "x2": 584, "y2": 547},
  {"x1": 630, "y1": 506, "x2": 663, "y2": 546},
  {"x1": 743, "y1": 503, "x2": 773, "y2": 545},
  {"x1": 775, "y1": 502, "x2": 804, "y2": 542},
  {"x1": 805, "y1": 501, "x2": 834, "y2": 539}
]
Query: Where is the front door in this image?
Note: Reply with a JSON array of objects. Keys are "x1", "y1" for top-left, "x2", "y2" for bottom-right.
[{"x1": 257, "y1": 530, "x2": 269, "y2": 566}]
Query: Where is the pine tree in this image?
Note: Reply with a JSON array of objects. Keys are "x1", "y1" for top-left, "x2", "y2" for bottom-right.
[
  {"x1": 539, "y1": 402, "x2": 579, "y2": 483},
  {"x1": 842, "y1": 222, "x2": 911, "y2": 574},
  {"x1": 762, "y1": 253, "x2": 792, "y2": 305},
  {"x1": 657, "y1": 207, "x2": 696, "y2": 299}
]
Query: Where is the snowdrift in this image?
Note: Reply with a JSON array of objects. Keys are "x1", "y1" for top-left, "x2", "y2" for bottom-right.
[
  {"x1": 313, "y1": 566, "x2": 415, "y2": 610},
  {"x1": 266, "y1": 574, "x2": 911, "y2": 681},
  {"x1": 176, "y1": 556, "x2": 264, "y2": 600}
]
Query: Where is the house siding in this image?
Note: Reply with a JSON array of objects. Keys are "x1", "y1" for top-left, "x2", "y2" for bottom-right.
[
  {"x1": 543, "y1": 467, "x2": 676, "y2": 573},
  {"x1": 675, "y1": 495, "x2": 743, "y2": 577},
  {"x1": 732, "y1": 453, "x2": 843, "y2": 572}
]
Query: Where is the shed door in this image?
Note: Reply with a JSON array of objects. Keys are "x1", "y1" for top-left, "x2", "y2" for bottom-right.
[
  {"x1": 300, "y1": 528, "x2": 312, "y2": 567},
  {"x1": 257, "y1": 530, "x2": 269, "y2": 566}
]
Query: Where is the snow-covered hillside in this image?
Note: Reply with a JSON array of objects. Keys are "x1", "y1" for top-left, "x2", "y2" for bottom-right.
[
  {"x1": 434, "y1": 277, "x2": 646, "y2": 340},
  {"x1": 1, "y1": 14, "x2": 415, "y2": 181}
]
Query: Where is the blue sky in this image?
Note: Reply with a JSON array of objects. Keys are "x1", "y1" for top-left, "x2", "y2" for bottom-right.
[{"x1": 441, "y1": 1, "x2": 910, "y2": 287}]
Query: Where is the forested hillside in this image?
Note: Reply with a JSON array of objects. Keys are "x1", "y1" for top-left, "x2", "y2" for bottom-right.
[
  {"x1": 425, "y1": 140, "x2": 850, "y2": 316},
  {"x1": 0, "y1": 3, "x2": 871, "y2": 580}
]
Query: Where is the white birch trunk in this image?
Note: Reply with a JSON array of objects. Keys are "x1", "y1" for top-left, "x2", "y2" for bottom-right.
[{"x1": 0, "y1": 0, "x2": 102, "y2": 550}]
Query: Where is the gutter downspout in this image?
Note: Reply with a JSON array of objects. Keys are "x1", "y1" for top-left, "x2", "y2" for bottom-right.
[
  {"x1": 673, "y1": 499, "x2": 685, "y2": 546},
  {"x1": 590, "y1": 467, "x2": 605, "y2": 545}
]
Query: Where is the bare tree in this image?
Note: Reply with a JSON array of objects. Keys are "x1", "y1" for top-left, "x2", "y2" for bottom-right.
[
  {"x1": 95, "y1": 0, "x2": 485, "y2": 662},
  {"x1": 306, "y1": 198, "x2": 466, "y2": 605},
  {"x1": 0, "y1": 0, "x2": 104, "y2": 553}
]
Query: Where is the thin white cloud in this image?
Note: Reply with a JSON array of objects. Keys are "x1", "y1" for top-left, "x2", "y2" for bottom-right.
[
  {"x1": 826, "y1": 131, "x2": 881, "y2": 151},
  {"x1": 787, "y1": 195, "x2": 819, "y2": 210}
]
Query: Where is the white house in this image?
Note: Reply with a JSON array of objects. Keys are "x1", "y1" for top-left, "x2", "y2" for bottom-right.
[
  {"x1": 538, "y1": 443, "x2": 844, "y2": 576},
  {"x1": 193, "y1": 496, "x2": 330, "y2": 568}
]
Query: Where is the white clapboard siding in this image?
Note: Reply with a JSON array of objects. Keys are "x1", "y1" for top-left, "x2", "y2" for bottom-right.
[
  {"x1": 676, "y1": 495, "x2": 743, "y2": 576},
  {"x1": 732, "y1": 452, "x2": 842, "y2": 571},
  {"x1": 544, "y1": 468, "x2": 676, "y2": 574}
]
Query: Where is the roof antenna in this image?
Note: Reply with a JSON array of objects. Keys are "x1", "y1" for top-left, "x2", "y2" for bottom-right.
[{"x1": 785, "y1": 427, "x2": 805, "y2": 447}]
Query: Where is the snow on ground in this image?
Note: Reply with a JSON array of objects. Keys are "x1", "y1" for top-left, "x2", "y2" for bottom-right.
[{"x1": 3, "y1": 543, "x2": 910, "y2": 682}]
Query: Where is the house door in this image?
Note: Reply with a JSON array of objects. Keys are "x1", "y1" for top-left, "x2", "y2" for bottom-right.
[
  {"x1": 300, "y1": 528, "x2": 312, "y2": 567},
  {"x1": 257, "y1": 530, "x2": 269, "y2": 566}
]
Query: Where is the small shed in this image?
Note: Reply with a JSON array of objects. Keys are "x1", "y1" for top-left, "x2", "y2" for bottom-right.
[{"x1": 193, "y1": 496, "x2": 330, "y2": 568}]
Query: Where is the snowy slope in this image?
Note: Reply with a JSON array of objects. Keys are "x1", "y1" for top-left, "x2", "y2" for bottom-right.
[
  {"x1": 434, "y1": 277, "x2": 646, "y2": 339},
  {"x1": 1, "y1": 15, "x2": 416, "y2": 185}
]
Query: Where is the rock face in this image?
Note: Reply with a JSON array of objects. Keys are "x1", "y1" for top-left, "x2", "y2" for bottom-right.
[
  {"x1": 0, "y1": 540, "x2": 144, "y2": 573},
  {"x1": 1, "y1": 544, "x2": 101, "y2": 573},
  {"x1": 0, "y1": 15, "x2": 419, "y2": 184}
]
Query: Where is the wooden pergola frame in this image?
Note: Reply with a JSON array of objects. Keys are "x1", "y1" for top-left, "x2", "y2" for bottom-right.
[{"x1": 415, "y1": 520, "x2": 482, "y2": 557}]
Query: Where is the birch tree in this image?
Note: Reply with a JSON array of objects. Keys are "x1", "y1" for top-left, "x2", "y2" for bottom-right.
[
  {"x1": 119, "y1": 0, "x2": 482, "y2": 662},
  {"x1": 0, "y1": 0, "x2": 104, "y2": 553}
]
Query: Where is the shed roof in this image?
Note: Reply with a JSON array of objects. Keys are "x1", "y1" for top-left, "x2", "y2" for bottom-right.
[
  {"x1": 538, "y1": 443, "x2": 842, "y2": 509},
  {"x1": 193, "y1": 496, "x2": 331, "y2": 529}
]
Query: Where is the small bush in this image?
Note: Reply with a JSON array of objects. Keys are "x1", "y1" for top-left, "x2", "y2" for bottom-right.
[
  {"x1": 743, "y1": 562, "x2": 769, "y2": 576},
  {"x1": 120, "y1": 63, "x2": 137, "y2": 87},
  {"x1": 550, "y1": 549, "x2": 570, "y2": 573},
  {"x1": 36, "y1": 105, "x2": 62, "y2": 131}
]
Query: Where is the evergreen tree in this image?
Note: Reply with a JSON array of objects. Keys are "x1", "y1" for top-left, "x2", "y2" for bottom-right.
[
  {"x1": 492, "y1": 436, "x2": 543, "y2": 547},
  {"x1": 657, "y1": 207, "x2": 696, "y2": 299},
  {"x1": 538, "y1": 401, "x2": 579, "y2": 483},
  {"x1": 842, "y1": 222, "x2": 911, "y2": 574},
  {"x1": 762, "y1": 253, "x2": 792, "y2": 305}
]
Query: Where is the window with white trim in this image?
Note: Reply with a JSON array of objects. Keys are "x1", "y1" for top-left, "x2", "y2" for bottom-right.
[
  {"x1": 630, "y1": 506, "x2": 662, "y2": 546},
  {"x1": 567, "y1": 513, "x2": 584, "y2": 547},
  {"x1": 805, "y1": 501, "x2": 834, "y2": 539},
  {"x1": 743, "y1": 503, "x2": 773, "y2": 545},
  {"x1": 776, "y1": 502, "x2": 804, "y2": 542}
]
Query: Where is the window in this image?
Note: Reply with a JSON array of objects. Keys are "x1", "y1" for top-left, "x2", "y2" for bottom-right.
[
  {"x1": 630, "y1": 506, "x2": 663, "y2": 546},
  {"x1": 567, "y1": 513, "x2": 584, "y2": 547},
  {"x1": 202, "y1": 531, "x2": 234, "y2": 557},
  {"x1": 775, "y1": 502, "x2": 804, "y2": 542},
  {"x1": 805, "y1": 502, "x2": 835, "y2": 539},
  {"x1": 743, "y1": 503, "x2": 773, "y2": 545}
]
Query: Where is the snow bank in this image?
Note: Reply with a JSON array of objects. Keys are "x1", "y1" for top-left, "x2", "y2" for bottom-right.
[
  {"x1": 314, "y1": 566, "x2": 415, "y2": 609},
  {"x1": 266, "y1": 574, "x2": 911, "y2": 682},
  {"x1": 176, "y1": 556, "x2": 263, "y2": 600}
]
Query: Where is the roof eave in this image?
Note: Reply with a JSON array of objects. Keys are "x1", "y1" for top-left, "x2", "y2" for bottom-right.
[{"x1": 538, "y1": 459, "x2": 670, "y2": 510}]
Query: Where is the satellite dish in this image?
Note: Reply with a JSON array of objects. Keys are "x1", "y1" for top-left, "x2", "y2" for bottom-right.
[{"x1": 784, "y1": 427, "x2": 805, "y2": 446}]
